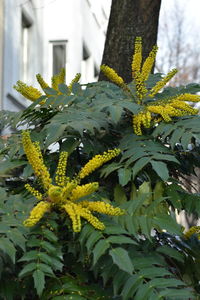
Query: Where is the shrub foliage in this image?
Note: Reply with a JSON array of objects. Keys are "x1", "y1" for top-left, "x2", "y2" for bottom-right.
[{"x1": 1, "y1": 38, "x2": 200, "y2": 299}]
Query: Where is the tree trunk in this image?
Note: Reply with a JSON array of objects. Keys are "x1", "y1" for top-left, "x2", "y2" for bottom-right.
[{"x1": 99, "y1": 0, "x2": 161, "y2": 83}]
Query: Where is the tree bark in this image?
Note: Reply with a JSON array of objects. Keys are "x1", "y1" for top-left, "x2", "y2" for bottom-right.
[{"x1": 99, "y1": 0, "x2": 161, "y2": 83}]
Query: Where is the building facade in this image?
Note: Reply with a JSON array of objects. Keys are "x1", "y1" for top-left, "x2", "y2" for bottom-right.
[
  {"x1": 1, "y1": 0, "x2": 44, "y2": 111},
  {"x1": 0, "y1": 0, "x2": 111, "y2": 113},
  {"x1": 43, "y1": 0, "x2": 110, "y2": 85}
]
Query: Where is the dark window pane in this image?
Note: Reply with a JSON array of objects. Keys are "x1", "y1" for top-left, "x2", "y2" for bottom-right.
[{"x1": 53, "y1": 44, "x2": 66, "y2": 75}]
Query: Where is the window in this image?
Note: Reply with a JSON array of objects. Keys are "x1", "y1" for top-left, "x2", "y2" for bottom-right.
[
  {"x1": 21, "y1": 12, "x2": 32, "y2": 82},
  {"x1": 50, "y1": 40, "x2": 67, "y2": 75}
]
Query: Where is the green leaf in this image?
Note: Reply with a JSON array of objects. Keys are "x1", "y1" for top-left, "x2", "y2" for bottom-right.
[
  {"x1": 109, "y1": 247, "x2": 134, "y2": 274},
  {"x1": 120, "y1": 275, "x2": 143, "y2": 300},
  {"x1": 38, "y1": 263, "x2": 55, "y2": 277},
  {"x1": 153, "y1": 215, "x2": 182, "y2": 235},
  {"x1": 33, "y1": 269, "x2": 45, "y2": 296},
  {"x1": 58, "y1": 83, "x2": 69, "y2": 94},
  {"x1": 0, "y1": 237, "x2": 16, "y2": 263},
  {"x1": 0, "y1": 160, "x2": 27, "y2": 175},
  {"x1": 114, "y1": 184, "x2": 127, "y2": 204},
  {"x1": 132, "y1": 157, "x2": 151, "y2": 180},
  {"x1": 85, "y1": 231, "x2": 102, "y2": 253},
  {"x1": 93, "y1": 239, "x2": 110, "y2": 265},
  {"x1": 118, "y1": 168, "x2": 131, "y2": 186},
  {"x1": 150, "y1": 160, "x2": 169, "y2": 180},
  {"x1": 108, "y1": 105, "x2": 123, "y2": 123},
  {"x1": 18, "y1": 250, "x2": 39, "y2": 262},
  {"x1": 107, "y1": 235, "x2": 137, "y2": 245},
  {"x1": 45, "y1": 124, "x2": 67, "y2": 148},
  {"x1": 19, "y1": 262, "x2": 37, "y2": 278},
  {"x1": 44, "y1": 87, "x2": 58, "y2": 95}
]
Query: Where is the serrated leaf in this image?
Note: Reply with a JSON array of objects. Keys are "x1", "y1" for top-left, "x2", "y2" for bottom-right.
[
  {"x1": 93, "y1": 239, "x2": 110, "y2": 265},
  {"x1": 19, "y1": 262, "x2": 37, "y2": 278},
  {"x1": 107, "y1": 235, "x2": 137, "y2": 245},
  {"x1": 153, "y1": 215, "x2": 182, "y2": 235},
  {"x1": 18, "y1": 250, "x2": 39, "y2": 262},
  {"x1": 108, "y1": 105, "x2": 123, "y2": 123},
  {"x1": 132, "y1": 157, "x2": 151, "y2": 180},
  {"x1": 118, "y1": 168, "x2": 131, "y2": 186},
  {"x1": 114, "y1": 184, "x2": 127, "y2": 204},
  {"x1": 120, "y1": 275, "x2": 143, "y2": 300},
  {"x1": 58, "y1": 83, "x2": 69, "y2": 94},
  {"x1": 150, "y1": 160, "x2": 169, "y2": 180},
  {"x1": 33, "y1": 269, "x2": 45, "y2": 296},
  {"x1": 0, "y1": 237, "x2": 16, "y2": 263},
  {"x1": 38, "y1": 263, "x2": 55, "y2": 276},
  {"x1": 85, "y1": 231, "x2": 102, "y2": 253},
  {"x1": 109, "y1": 247, "x2": 134, "y2": 274}
]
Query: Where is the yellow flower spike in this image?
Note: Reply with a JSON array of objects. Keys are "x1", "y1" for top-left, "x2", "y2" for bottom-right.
[
  {"x1": 141, "y1": 46, "x2": 158, "y2": 82},
  {"x1": 80, "y1": 201, "x2": 124, "y2": 216},
  {"x1": 70, "y1": 182, "x2": 99, "y2": 201},
  {"x1": 68, "y1": 73, "x2": 81, "y2": 93},
  {"x1": 22, "y1": 131, "x2": 52, "y2": 190},
  {"x1": 51, "y1": 68, "x2": 65, "y2": 91},
  {"x1": 23, "y1": 201, "x2": 51, "y2": 227},
  {"x1": 48, "y1": 185, "x2": 63, "y2": 203},
  {"x1": 132, "y1": 37, "x2": 142, "y2": 77},
  {"x1": 134, "y1": 72, "x2": 148, "y2": 102},
  {"x1": 78, "y1": 148, "x2": 121, "y2": 179},
  {"x1": 55, "y1": 152, "x2": 68, "y2": 187},
  {"x1": 170, "y1": 100, "x2": 198, "y2": 114},
  {"x1": 61, "y1": 181, "x2": 78, "y2": 200},
  {"x1": 13, "y1": 81, "x2": 42, "y2": 101},
  {"x1": 36, "y1": 74, "x2": 49, "y2": 91},
  {"x1": 22, "y1": 132, "x2": 124, "y2": 231},
  {"x1": 100, "y1": 65, "x2": 125, "y2": 88},
  {"x1": 184, "y1": 226, "x2": 200, "y2": 239},
  {"x1": 78, "y1": 206, "x2": 105, "y2": 231},
  {"x1": 25, "y1": 184, "x2": 43, "y2": 201},
  {"x1": 62, "y1": 202, "x2": 81, "y2": 232},
  {"x1": 175, "y1": 93, "x2": 200, "y2": 103},
  {"x1": 149, "y1": 68, "x2": 178, "y2": 97},
  {"x1": 133, "y1": 114, "x2": 143, "y2": 136}
]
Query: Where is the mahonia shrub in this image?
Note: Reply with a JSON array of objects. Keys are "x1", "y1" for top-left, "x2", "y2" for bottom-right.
[{"x1": 1, "y1": 37, "x2": 200, "y2": 299}]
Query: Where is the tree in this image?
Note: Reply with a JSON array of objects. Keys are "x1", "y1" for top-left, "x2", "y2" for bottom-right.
[
  {"x1": 99, "y1": 0, "x2": 161, "y2": 82},
  {"x1": 156, "y1": 0, "x2": 200, "y2": 86}
]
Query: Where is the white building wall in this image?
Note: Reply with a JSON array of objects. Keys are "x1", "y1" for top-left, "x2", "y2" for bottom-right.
[
  {"x1": 2, "y1": 0, "x2": 44, "y2": 111},
  {"x1": 43, "y1": 0, "x2": 111, "y2": 85}
]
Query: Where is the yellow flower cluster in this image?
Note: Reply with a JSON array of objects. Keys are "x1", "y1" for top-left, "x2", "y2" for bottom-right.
[
  {"x1": 100, "y1": 65, "x2": 125, "y2": 87},
  {"x1": 25, "y1": 184, "x2": 43, "y2": 201},
  {"x1": 131, "y1": 37, "x2": 142, "y2": 77},
  {"x1": 141, "y1": 46, "x2": 158, "y2": 82},
  {"x1": 22, "y1": 131, "x2": 123, "y2": 232},
  {"x1": 36, "y1": 74, "x2": 49, "y2": 90},
  {"x1": 24, "y1": 201, "x2": 51, "y2": 227},
  {"x1": 68, "y1": 73, "x2": 81, "y2": 92},
  {"x1": 51, "y1": 68, "x2": 65, "y2": 91},
  {"x1": 81, "y1": 201, "x2": 123, "y2": 215},
  {"x1": 133, "y1": 111, "x2": 151, "y2": 135},
  {"x1": 184, "y1": 226, "x2": 200, "y2": 239},
  {"x1": 14, "y1": 69, "x2": 81, "y2": 103},
  {"x1": 70, "y1": 182, "x2": 99, "y2": 201},
  {"x1": 78, "y1": 148, "x2": 121, "y2": 179},
  {"x1": 22, "y1": 131, "x2": 52, "y2": 190},
  {"x1": 55, "y1": 151, "x2": 68, "y2": 187},
  {"x1": 149, "y1": 69, "x2": 178, "y2": 97},
  {"x1": 13, "y1": 81, "x2": 42, "y2": 101},
  {"x1": 133, "y1": 94, "x2": 199, "y2": 135},
  {"x1": 175, "y1": 93, "x2": 200, "y2": 102}
]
